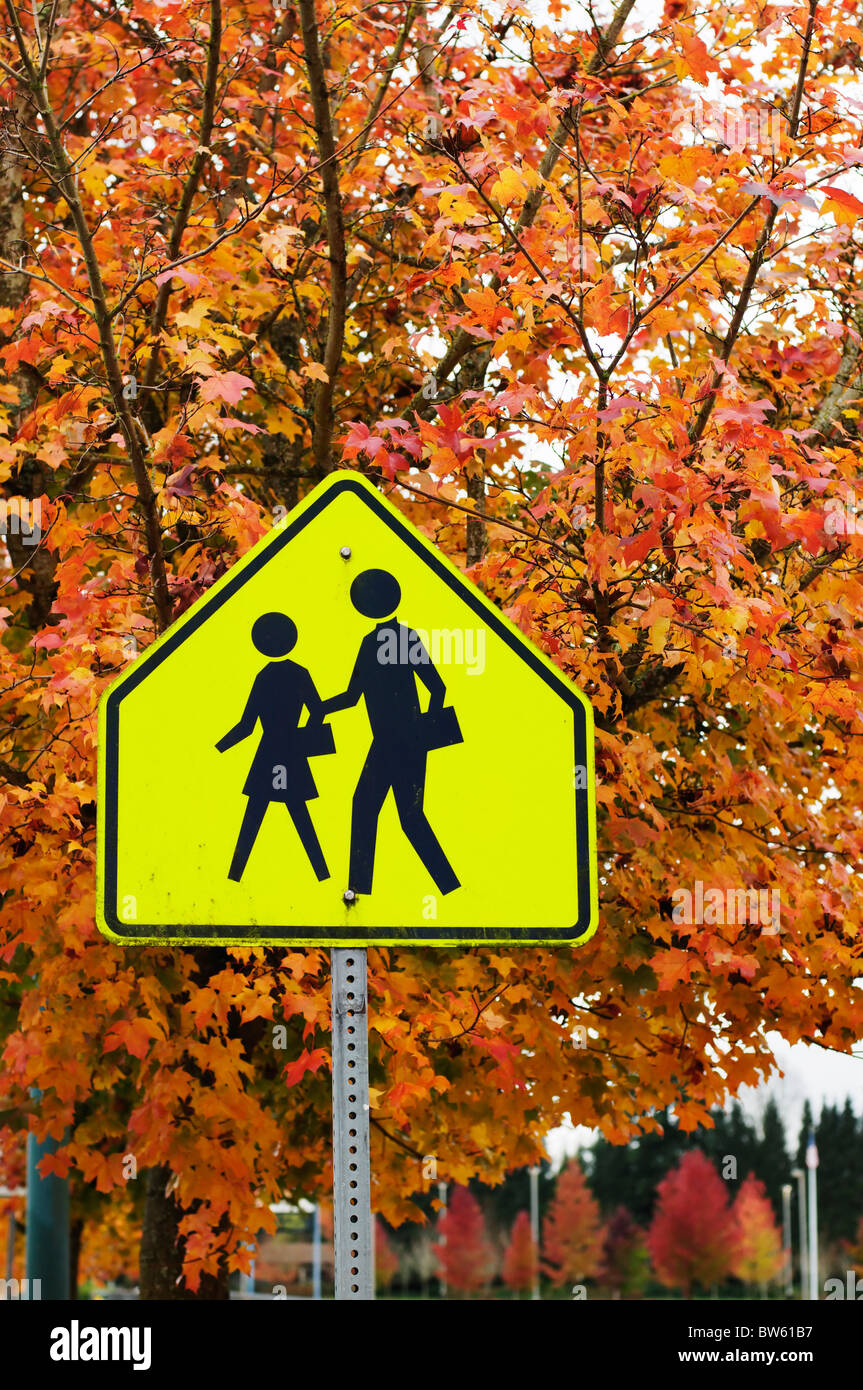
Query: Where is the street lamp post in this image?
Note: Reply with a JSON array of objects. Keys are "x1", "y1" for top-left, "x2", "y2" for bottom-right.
[
  {"x1": 437, "y1": 1180, "x2": 447, "y2": 1300},
  {"x1": 791, "y1": 1167, "x2": 808, "y2": 1300},
  {"x1": 781, "y1": 1183, "x2": 793, "y2": 1299},
  {"x1": 806, "y1": 1135, "x2": 819, "y2": 1301},
  {"x1": 529, "y1": 1166, "x2": 540, "y2": 1301}
]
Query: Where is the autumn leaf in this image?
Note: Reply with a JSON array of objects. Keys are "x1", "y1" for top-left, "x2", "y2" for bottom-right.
[
  {"x1": 820, "y1": 184, "x2": 863, "y2": 225},
  {"x1": 196, "y1": 371, "x2": 255, "y2": 406},
  {"x1": 282, "y1": 1047, "x2": 329, "y2": 1088}
]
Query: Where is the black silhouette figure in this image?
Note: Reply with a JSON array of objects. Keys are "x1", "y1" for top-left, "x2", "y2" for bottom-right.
[
  {"x1": 324, "y1": 569, "x2": 462, "y2": 897},
  {"x1": 217, "y1": 612, "x2": 334, "y2": 883}
]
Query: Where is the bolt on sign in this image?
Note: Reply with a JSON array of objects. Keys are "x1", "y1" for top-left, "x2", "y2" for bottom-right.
[{"x1": 97, "y1": 471, "x2": 597, "y2": 947}]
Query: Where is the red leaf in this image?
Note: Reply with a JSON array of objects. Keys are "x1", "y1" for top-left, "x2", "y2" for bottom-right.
[{"x1": 283, "y1": 1046, "x2": 329, "y2": 1087}]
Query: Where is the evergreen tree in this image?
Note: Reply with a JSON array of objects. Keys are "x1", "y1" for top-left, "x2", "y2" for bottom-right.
[
  {"x1": 841, "y1": 1100, "x2": 863, "y2": 1237},
  {"x1": 472, "y1": 1162, "x2": 552, "y2": 1241},
  {"x1": 722, "y1": 1100, "x2": 759, "y2": 1187},
  {"x1": 756, "y1": 1098, "x2": 789, "y2": 1222},
  {"x1": 590, "y1": 1109, "x2": 687, "y2": 1225},
  {"x1": 796, "y1": 1100, "x2": 815, "y2": 1167},
  {"x1": 814, "y1": 1101, "x2": 860, "y2": 1244},
  {"x1": 700, "y1": 1104, "x2": 750, "y2": 1198}
]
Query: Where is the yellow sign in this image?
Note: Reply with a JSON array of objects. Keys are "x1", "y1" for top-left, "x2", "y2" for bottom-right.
[{"x1": 98, "y1": 472, "x2": 597, "y2": 945}]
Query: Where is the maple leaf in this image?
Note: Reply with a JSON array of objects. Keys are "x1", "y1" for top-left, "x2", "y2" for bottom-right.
[
  {"x1": 196, "y1": 372, "x2": 255, "y2": 406},
  {"x1": 216, "y1": 418, "x2": 263, "y2": 434},
  {"x1": 714, "y1": 398, "x2": 776, "y2": 425},
  {"x1": 282, "y1": 1047, "x2": 329, "y2": 1088},
  {"x1": 820, "y1": 184, "x2": 863, "y2": 225},
  {"x1": 596, "y1": 394, "x2": 645, "y2": 421},
  {"x1": 103, "y1": 1018, "x2": 162, "y2": 1061},
  {"x1": 154, "y1": 266, "x2": 205, "y2": 289},
  {"x1": 741, "y1": 180, "x2": 816, "y2": 210}
]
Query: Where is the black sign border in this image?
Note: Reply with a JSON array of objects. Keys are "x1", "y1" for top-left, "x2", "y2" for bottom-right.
[{"x1": 102, "y1": 476, "x2": 596, "y2": 943}]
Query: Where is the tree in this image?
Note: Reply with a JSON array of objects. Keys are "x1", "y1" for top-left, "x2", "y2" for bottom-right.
[
  {"x1": 542, "y1": 1162, "x2": 604, "y2": 1287},
  {"x1": 814, "y1": 1098, "x2": 861, "y2": 1244},
  {"x1": 3, "y1": 0, "x2": 863, "y2": 1295},
  {"x1": 477, "y1": 1163, "x2": 553, "y2": 1239},
  {"x1": 732, "y1": 1174, "x2": 785, "y2": 1293},
  {"x1": 436, "y1": 1187, "x2": 494, "y2": 1296},
  {"x1": 502, "y1": 1210, "x2": 537, "y2": 1297},
  {"x1": 648, "y1": 1151, "x2": 738, "y2": 1296},
  {"x1": 837, "y1": 1101, "x2": 863, "y2": 1242},
  {"x1": 756, "y1": 1099, "x2": 789, "y2": 1224},
  {"x1": 602, "y1": 1206, "x2": 649, "y2": 1299},
  {"x1": 796, "y1": 1102, "x2": 816, "y2": 1169},
  {"x1": 590, "y1": 1109, "x2": 688, "y2": 1226}
]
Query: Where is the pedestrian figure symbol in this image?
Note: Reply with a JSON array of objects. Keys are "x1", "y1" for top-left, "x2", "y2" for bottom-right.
[
  {"x1": 216, "y1": 612, "x2": 334, "y2": 883},
  {"x1": 218, "y1": 574, "x2": 463, "y2": 895},
  {"x1": 324, "y1": 569, "x2": 463, "y2": 897}
]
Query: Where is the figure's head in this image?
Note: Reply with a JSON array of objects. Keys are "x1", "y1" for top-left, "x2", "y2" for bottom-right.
[
  {"x1": 251, "y1": 612, "x2": 298, "y2": 657},
  {"x1": 350, "y1": 569, "x2": 401, "y2": 619}
]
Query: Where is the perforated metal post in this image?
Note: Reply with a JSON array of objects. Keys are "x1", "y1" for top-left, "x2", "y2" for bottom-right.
[{"x1": 331, "y1": 947, "x2": 373, "y2": 1299}]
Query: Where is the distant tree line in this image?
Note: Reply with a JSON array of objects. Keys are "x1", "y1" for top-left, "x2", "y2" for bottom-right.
[
  {"x1": 380, "y1": 1096, "x2": 862, "y2": 1297},
  {"x1": 588, "y1": 1097, "x2": 863, "y2": 1245}
]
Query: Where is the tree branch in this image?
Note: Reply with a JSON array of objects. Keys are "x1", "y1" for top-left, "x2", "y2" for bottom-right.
[
  {"x1": 687, "y1": 0, "x2": 819, "y2": 445},
  {"x1": 299, "y1": 0, "x2": 347, "y2": 476},
  {"x1": 140, "y1": 0, "x2": 222, "y2": 413},
  {"x1": 410, "y1": 0, "x2": 639, "y2": 413},
  {"x1": 4, "y1": 0, "x2": 173, "y2": 631}
]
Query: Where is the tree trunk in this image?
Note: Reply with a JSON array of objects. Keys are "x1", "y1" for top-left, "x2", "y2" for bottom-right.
[
  {"x1": 139, "y1": 1166, "x2": 229, "y2": 1300},
  {"x1": 69, "y1": 1217, "x2": 83, "y2": 1298}
]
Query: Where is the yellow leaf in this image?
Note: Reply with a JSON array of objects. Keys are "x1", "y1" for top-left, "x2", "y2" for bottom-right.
[
  {"x1": 650, "y1": 615, "x2": 670, "y2": 655},
  {"x1": 175, "y1": 301, "x2": 213, "y2": 332},
  {"x1": 490, "y1": 165, "x2": 526, "y2": 204},
  {"x1": 438, "y1": 188, "x2": 477, "y2": 224},
  {"x1": 46, "y1": 355, "x2": 74, "y2": 386},
  {"x1": 822, "y1": 197, "x2": 859, "y2": 227}
]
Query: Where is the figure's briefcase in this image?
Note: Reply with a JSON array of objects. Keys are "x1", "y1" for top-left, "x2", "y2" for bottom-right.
[
  {"x1": 418, "y1": 705, "x2": 463, "y2": 752},
  {"x1": 298, "y1": 721, "x2": 336, "y2": 757}
]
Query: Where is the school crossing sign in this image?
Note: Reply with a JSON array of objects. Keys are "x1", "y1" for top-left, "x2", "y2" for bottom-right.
[{"x1": 97, "y1": 472, "x2": 598, "y2": 946}]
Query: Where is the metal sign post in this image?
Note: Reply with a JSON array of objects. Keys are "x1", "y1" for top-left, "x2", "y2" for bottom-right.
[{"x1": 331, "y1": 947, "x2": 372, "y2": 1299}]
